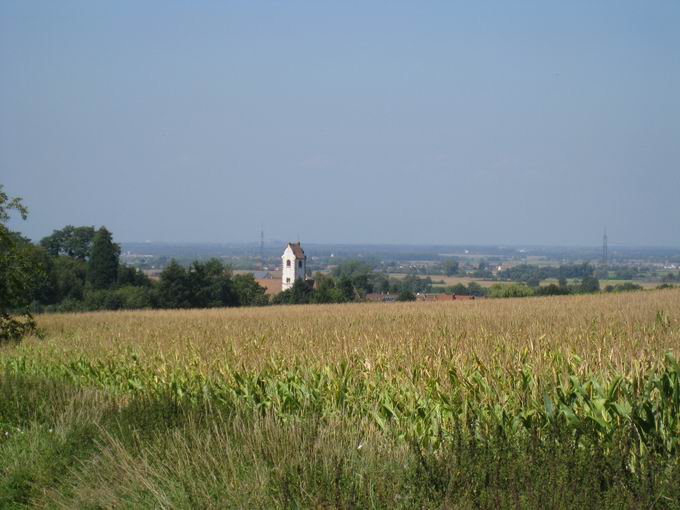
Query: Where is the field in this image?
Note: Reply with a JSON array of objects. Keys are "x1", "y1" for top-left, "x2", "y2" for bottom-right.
[
  {"x1": 393, "y1": 273, "x2": 500, "y2": 288},
  {"x1": 2, "y1": 290, "x2": 680, "y2": 508}
]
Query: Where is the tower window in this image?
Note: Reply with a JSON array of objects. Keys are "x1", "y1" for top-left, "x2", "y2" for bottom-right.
[
  {"x1": 286, "y1": 260, "x2": 291, "y2": 267},
  {"x1": 286, "y1": 277, "x2": 290, "y2": 283},
  {"x1": 298, "y1": 261, "x2": 303, "y2": 268}
]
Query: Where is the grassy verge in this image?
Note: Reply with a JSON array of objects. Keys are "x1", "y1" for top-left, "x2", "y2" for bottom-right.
[{"x1": 1, "y1": 372, "x2": 679, "y2": 509}]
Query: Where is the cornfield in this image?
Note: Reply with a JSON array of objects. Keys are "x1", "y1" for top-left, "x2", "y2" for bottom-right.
[{"x1": 1, "y1": 289, "x2": 680, "y2": 508}]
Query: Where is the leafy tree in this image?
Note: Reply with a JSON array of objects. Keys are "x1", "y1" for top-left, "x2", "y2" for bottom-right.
[
  {"x1": 40, "y1": 225, "x2": 96, "y2": 260},
  {"x1": 338, "y1": 276, "x2": 356, "y2": 302},
  {"x1": 232, "y1": 273, "x2": 268, "y2": 306},
  {"x1": 332, "y1": 260, "x2": 374, "y2": 280},
  {"x1": 156, "y1": 259, "x2": 237, "y2": 309},
  {"x1": 604, "y1": 282, "x2": 642, "y2": 293},
  {"x1": 397, "y1": 290, "x2": 416, "y2": 301},
  {"x1": 51, "y1": 256, "x2": 88, "y2": 302},
  {"x1": 114, "y1": 286, "x2": 152, "y2": 309},
  {"x1": 187, "y1": 259, "x2": 236, "y2": 308},
  {"x1": 400, "y1": 274, "x2": 432, "y2": 293},
  {"x1": 447, "y1": 282, "x2": 487, "y2": 297},
  {"x1": 488, "y1": 284, "x2": 534, "y2": 298},
  {"x1": 579, "y1": 276, "x2": 600, "y2": 294},
  {"x1": 442, "y1": 259, "x2": 459, "y2": 276},
  {"x1": 0, "y1": 185, "x2": 37, "y2": 341},
  {"x1": 290, "y1": 278, "x2": 313, "y2": 304},
  {"x1": 447, "y1": 283, "x2": 469, "y2": 295},
  {"x1": 270, "y1": 289, "x2": 292, "y2": 305},
  {"x1": 534, "y1": 284, "x2": 571, "y2": 296},
  {"x1": 87, "y1": 227, "x2": 120, "y2": 289},
  {"x1": 466, "y1": 282, "x2": 487, "y2": 297},
  {"x1": 310, "y1": 273, "x2": 346, "y2": 304},
  {"x1": 272, "y1": 279, "x2": 312, "y2": 305},
  {"x1": 156, "y1": 260, "x2": 191, "y2": 308},
  {"x1": 117, "y1": 264, "x2": 151, "y2": 287},
  {"x1": 372, "y1": 273, "x2": 390, "y2": 293},
  {"x1": 527, "y1": 276, "x2": 541, "y2": 288},
  {"x1": 332, "y1": 260, "x2": 377, "y2": 294}
]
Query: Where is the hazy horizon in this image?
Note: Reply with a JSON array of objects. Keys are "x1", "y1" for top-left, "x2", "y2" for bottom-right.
[{"x1": 2, "y1": 1, "x2": 679, "y2": 247}]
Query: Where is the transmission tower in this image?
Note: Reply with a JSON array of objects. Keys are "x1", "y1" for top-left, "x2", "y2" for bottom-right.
[
  {"x1": 259, "y1": 228, "x2": 265, "y2": 267},
  {"x1": 602, "y1": 227, "x2": 608, "y2": 266}
]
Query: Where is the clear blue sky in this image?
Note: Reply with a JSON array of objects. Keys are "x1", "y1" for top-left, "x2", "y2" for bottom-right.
[{"x1": 1, "y1": 1, "x2": 679, "y2": 246}]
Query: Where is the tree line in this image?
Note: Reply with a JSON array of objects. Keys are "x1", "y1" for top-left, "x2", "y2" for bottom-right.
[{"x1": 14, "y1": 224, "x2": 272, "y2": 313}]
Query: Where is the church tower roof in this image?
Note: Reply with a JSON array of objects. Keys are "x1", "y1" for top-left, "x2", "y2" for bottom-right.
[{"x1": 287, "y1": 242, "x2": 305, "y2": 259}]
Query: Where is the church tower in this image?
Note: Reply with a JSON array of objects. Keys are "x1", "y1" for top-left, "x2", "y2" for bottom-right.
[{"x1": 281, "y1": 242, "x2": 306, "y2": 291}]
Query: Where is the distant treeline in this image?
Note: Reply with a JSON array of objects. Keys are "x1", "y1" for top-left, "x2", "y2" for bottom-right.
[
  {"x1": 13, "y1": 224, "x2": 656, "y2": 313},
  {"x1": 7, "y1": 223, "x2": 439, "y2": 312},
  {"x1": 15, "y1": 225, "x2": 269, "y2": 312}
]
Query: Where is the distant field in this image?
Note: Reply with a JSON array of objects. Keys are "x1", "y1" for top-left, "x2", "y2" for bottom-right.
[
  {"x1": 392, "y1": 273, "x2": 501, "y2": 288},
  {"x1": 542, "y1": 278, "x2": 660, "y2": 290},
  {"x1": 1, "y1": 290, "x2": 680, "y2": 507}
]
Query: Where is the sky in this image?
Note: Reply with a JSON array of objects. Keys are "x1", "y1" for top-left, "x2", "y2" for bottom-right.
[{"x1": 1, "y1": 1, "x2": 679, "y2": 247}]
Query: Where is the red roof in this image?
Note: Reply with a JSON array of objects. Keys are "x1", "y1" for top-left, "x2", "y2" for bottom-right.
[{"x1": 288, "y1": 242, "x2": 305, "y2": 259}]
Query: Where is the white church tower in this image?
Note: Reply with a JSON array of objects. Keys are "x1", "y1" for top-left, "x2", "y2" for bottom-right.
[{"x1": 281, "y1": 242, "x2": 306, "y2": 291}]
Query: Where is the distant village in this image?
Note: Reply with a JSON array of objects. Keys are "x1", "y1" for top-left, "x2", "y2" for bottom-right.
[{"x1": 123, "y1": 239, "x2": 680, "y2": 303}]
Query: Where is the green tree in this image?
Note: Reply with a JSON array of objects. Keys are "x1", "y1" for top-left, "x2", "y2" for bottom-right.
[
  {"x1": 447, "y1": 283, "x2": 469, "y2": 295},
  {"x1": 188, "y1": 259, "x2": 236, "y2": 308},
  {"x1": 579, "y1": 276, "x2": 600, "y2": 294},
  {"x1": 0, "y1": 185, "x2": 37, "y2": 341},
  {"x1": 272, "y1": 278, "x2": 312, "y2": 305},
  {"x1": 310, "y1": 273, "x2": 346, "y2": 304},
  {"x1": 290, "y1": 278, "x2": 312, "y2": 304},
  {"x1": 397, "y1": 290, "x2": 416, "y2": 301},
  {"x1": 52, "y1": 256, "x2": 88, "y2": 302},
  {"x1": 466, "y1": 282, "x2": 487, "y2": 297},
  {"x1": 40, "y1": 225, "x2": 96, "y2": 260},
  {"x1": 87, "y1": 227, "x2": 120, "y2": 289},
  {"x1": 232, "y1": 273, "x2": 268, "y2": 306},
  {"x1": 442, "y1": 259, "x2": 459, "y2": 276},
  {"x1": 338, "y1": 276, "x2": 355, "y2": 302},
  {"x1": 488, "y1": 284, "x2": 534, "y2": 298},
  {"x1": 156, "y1": 260, "x2": 191, "y2": 308},
  {"x1": 117, "y1": 264, "x2": 151, "y2": 287}
]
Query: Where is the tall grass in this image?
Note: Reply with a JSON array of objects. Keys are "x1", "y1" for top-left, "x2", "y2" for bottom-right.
[{"x1": 1, "y1": 289, "x2": 680, "y2": 508}]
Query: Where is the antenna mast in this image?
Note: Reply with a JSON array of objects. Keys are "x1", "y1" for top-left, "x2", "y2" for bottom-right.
[
  {"x1": 260, "y1": 228, "x2": 265, "y2": 267},
  {"x1": 602, "y1": 227, "x2": 608, "y2": 267}
]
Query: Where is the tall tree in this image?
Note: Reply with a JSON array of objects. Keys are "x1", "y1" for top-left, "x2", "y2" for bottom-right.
[
  {"x1": 87, "y1": 227, "x2": 120, "y2": 289},
  {"x1": 40, "y1": 225, "x2": 96, "y2": 260},
  {"x1": 0, "y1": 185, "x2": 37, "y2": 341},
  {"x1": 156, "y1": 260, "x2": 191, "y2": 308},
  {"x1": 442, "y1": 259, "x2": 459, "y2": 276},
  {"x1": 232, "y1": 273, "x2": 268, "y2": 306}
]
